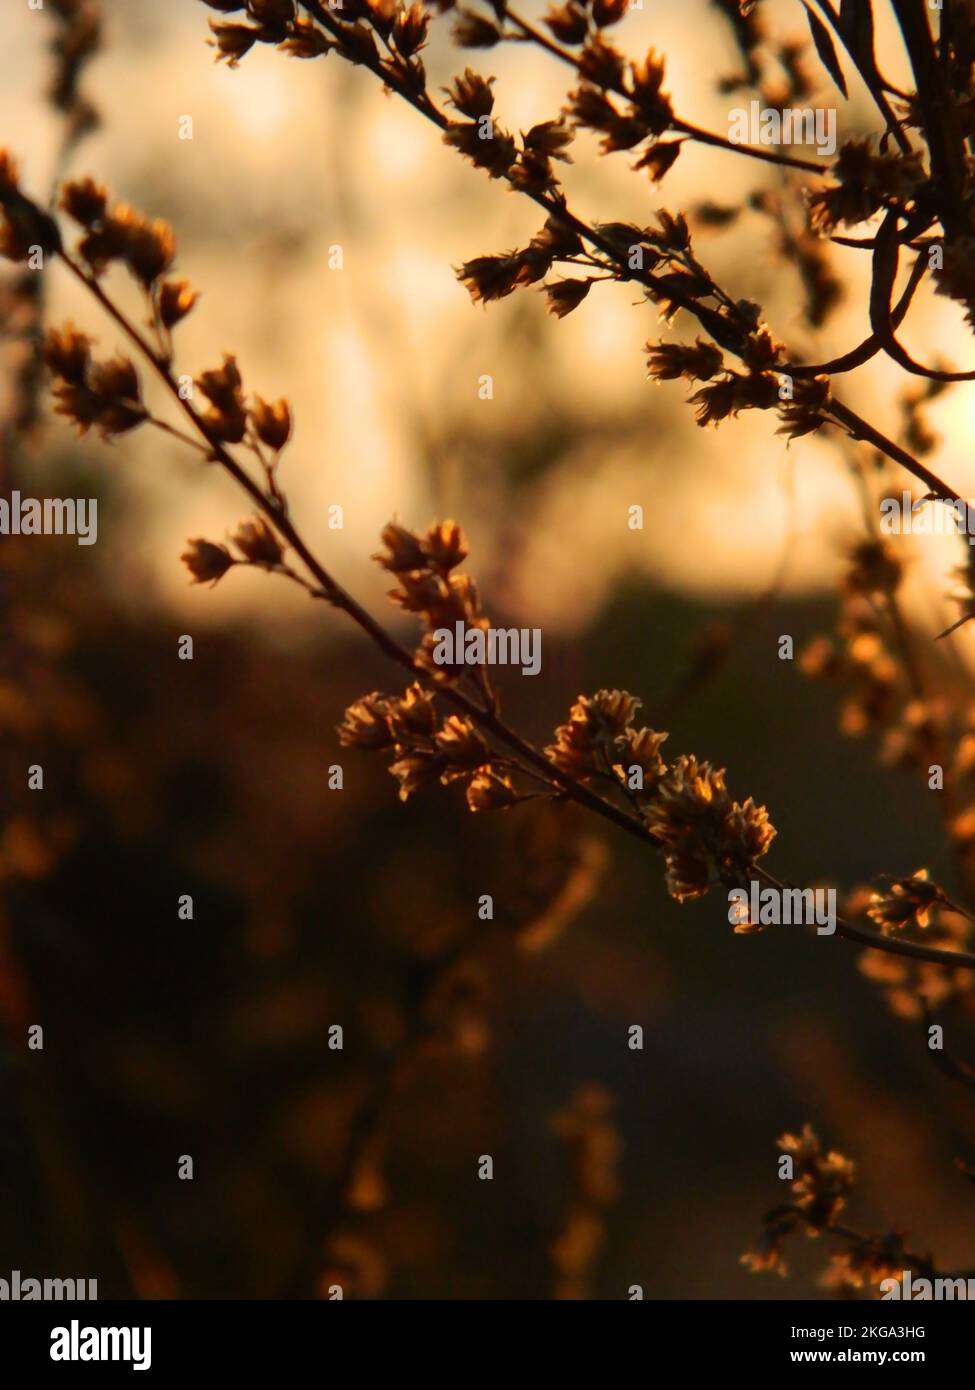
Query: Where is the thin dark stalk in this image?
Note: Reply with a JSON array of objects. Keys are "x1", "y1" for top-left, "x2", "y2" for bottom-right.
[
  {"x1": 891, "y1": 0, "x2": 967, "y2": 235},
  {"x1": 673, "y1": 116, "x2": 825, "y2": 173},
  {"x1": 826, "y1": 399, "x2": 965, "y2": 509},
  {"x1": 758, "y1": 867, "x2": 975, "y2": 971},
  {"x1": 811, "y1": 0, "x2": 913, "y2": 153},
  {"x1": 498, "y1": 5, "x2": 828, "y2": 173}
]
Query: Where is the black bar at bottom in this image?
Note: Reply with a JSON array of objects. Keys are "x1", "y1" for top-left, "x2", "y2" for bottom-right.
[{"x1": 0, "y1": 1298, "x2": 970, "y2": 1376}]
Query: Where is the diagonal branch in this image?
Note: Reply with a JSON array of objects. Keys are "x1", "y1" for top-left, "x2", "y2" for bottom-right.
[{"x1": 50, "y1": 240, "x2": 975, "y2": 979}]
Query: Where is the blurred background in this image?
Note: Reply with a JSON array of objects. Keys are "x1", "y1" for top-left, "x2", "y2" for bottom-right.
[{"x1": 2, "y1": 0, "x2": 975, "y2": 1298}]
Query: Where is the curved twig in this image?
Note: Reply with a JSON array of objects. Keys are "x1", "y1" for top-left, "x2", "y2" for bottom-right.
[
  {"x1": 792, "y1": 244, "x2": 927, "y2": 376},
  {"x1": 868, "y1": 209, "x2": 975, "y2": 382}
]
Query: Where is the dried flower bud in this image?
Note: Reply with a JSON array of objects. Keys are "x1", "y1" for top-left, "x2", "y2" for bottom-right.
[
  {"x1": 530, "y1": 216, "x2": 583, "y2": 260},
  {"x1": 456, "y1": 252, "x2": 525, "y2": 305},
  {"x1": 386, "y1": 683, "x2": 437, "y2": 739},
  {"x1": 654, "y1": 209, "x2": 690, "y2": 251},
  {"x1": 543, "y1": 2, "x2": 588, "y2": 44},
  {"x1": 647, "y1": 339, "x2": 724, "y2": 382},
  {"x1": 209, "y1": 19, "x2": 261, "y2": 65},
  {"x1": 777, "y1": 374, "x2": 831, "y2": 440},
  {"x1": 544, "y1": 277, "x2": 592, "y2": 319},
  {"x1": 77, "y1": 219, "x2": 128, "y2": 275},
  {"x1": 181, "y1": 539, "x2": 236, "y2": 586},
  {"x1": 389, "y1": 569, "x2": 448, "y2": 616},
  {"x1": 808, "y1": 140, "x2": 925, "y2": 232},
  {"x1": 249, "y1": 0, "x2": 296, "y2": 26},
  {"x1": 511, "y1": 151, "x2": 556, "y2": 193},
  {"x1": 196, "y1": 355, "x2": 244, "y2": 413},
  {"x1": 60, "y1": 176, "x2": 108, "y2": 226},
  {"x1": 592, "y1": 0, "x2": 628, "y2": 25},
  {"x1": 89, "y1": 354, "x2": 141, "y2": 404},
  {"x1": 250, "y1": 394, "x2": 293, "y2": 451},
  {"x1": 619, "y1": 727, "x2": 668, "y2": 791},
  {"x1": 579, "y1": 35, "x2": 626, "y2": 91},
  {"x1": 366, "y1": 0, "x2": 399, "y2": 37},
  {"x1": 688, "y1": 376, "x2": 737, "y2": 427},
  {"x1": 51, "y1": 350, "x2": 147, "y2": 437},
  {"x1": 524, "y1": 120, "x2": 574, "y2": 161},
  {"x1": 393, "y1": 3, "x2": 429, "y2": 56},
  {"x1": 281, "y1": 17, "x2": 333, "y2": 57},
  {"x1": 59, "y1": 369, "x2": 145, "y2": 433},
  {"x1": 338, "y1": 694, "x2": 396, "y2": 750},
  {"x1": 567, "y1": 85, "x2": 621, "y2": 134},
  {"x1": 467, "y1": 767, "x2": 519, "y2": 811},
  {"x1": 866, "y1": 870, "x2": 942, "y2": 933},
  {"x1": 232, "y1": 516, "x2": 284, "y2": 567},
  {"x1": 374, "y1": 521, "x2": 427, "y2": 573},
  {"x1": 630, "y1": 50, "x2": 673, "y2": 133},
  {"x1": 42, "y1": 323, "x2": 92, "y2": 385},
  {"x1": 798, "y1": 635, "x2": 843, "y2": 680},
  {"x1": 205, "y1": 406, "x2": 248, "y2": 443},
  {"x1": 114, "y1": 208, "x2": 176, "y2": 286},
  {"x1": 339, "y1": 22, "x2": 380, "y2": 66},
  {"x1": 434, "y1": 714, "x2": 490, "y2": 779},
  {"x1": 740, "y1": 326, "x2": 780, "y2": 372},
  {"x1": 633, "y1": 140, "x2": 682, "y2": 184},
  {"x1": 443, "y1": 121, "x2": 517, "y2": 178},
  {"x1": 445, "y1": 68, "x2": 495, "y2": 120},
  {"x1": 389, "y1": 749, "x2": 445, "y2": 800},
  {"x1": 48, "y1": 384, "x2": 94, "y2": 434},
  {"x1": 422, "y1": 520, "x2": 468, "y2": 573},
  {"x1": 158, "y1": 279, "x2": 200, "y2": 329},
  {"x1": 644, "y1": 754, "x2": 775, "y2": 901},
  {"x1": 821, "y1": 1243, "x2": 908, "y2": 1296},
  {"x1": 740, "y1": 1233, "x2": 786, "y2": 1278},
  {"x1": 452, "y1": 11, "x2": 501, "y2": 47},
  {"x1": 547, "y1": 690, "x2": 642, "y2": 777}
]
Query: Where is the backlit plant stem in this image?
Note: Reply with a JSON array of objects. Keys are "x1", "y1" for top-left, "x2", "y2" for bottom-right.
[{"x1": 53, "y1": 251, "x2": 975, "y2": 977}]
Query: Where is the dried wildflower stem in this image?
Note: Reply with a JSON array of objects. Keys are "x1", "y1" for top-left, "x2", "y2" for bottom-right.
[
  {"x1": 746, "y1": 1124, "x2": 975, "y2": 1286},
  {"x1": 836, "y1": 915, "x2": 975, "y2": 968},
  {"x1": 298, "y1": 0, "x2": 449, "y2": 128},
  {"x1": 288, "y1": 0, "x2": 971, "y2": 516},
  {"x1": 52, "y1": 255, "x2": 975, "y2": 976},
  {"x1": 55, "y1": 252, "x2": 654, "y2": 849},
  {"x1": 146, "y1": 416, "x2": 210, "y2": 455},
  {"x1": 769, "y1": 1203, "x2": 942, "y2": 1279},
  {"x1": 825, "y1": 398, "x2": 963, "y2": 508},
  {"x1": 211, "y1": 1, "x2": 969, "y2": 514},
  {"x1": 496, "y1": 3, "x2": 827, "y2": 174},
  {"x1": 672, "y1": 115, "x2": 823, "y2": 172},
  {"x1": 757, "y1": 867, "x2": 975, "y2": 970},
  {"x1": 286, "y1": 5, "x2": 763, "y2": 329}
]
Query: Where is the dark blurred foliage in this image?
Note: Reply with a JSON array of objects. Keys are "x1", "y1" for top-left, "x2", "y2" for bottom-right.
[{"x1": 4, "y1": 464, "x2": 975, "y2": 1300}]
